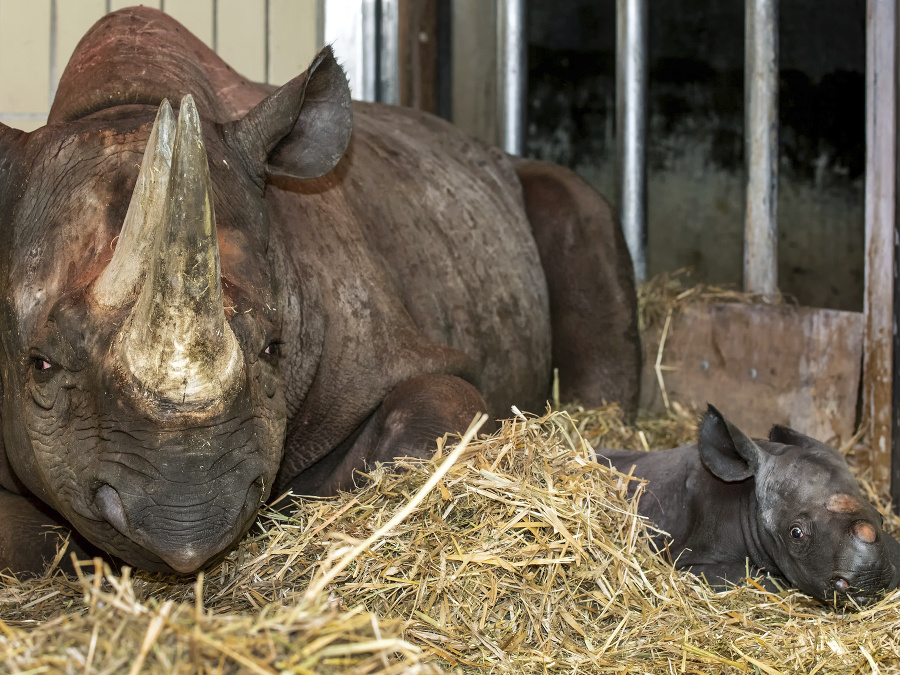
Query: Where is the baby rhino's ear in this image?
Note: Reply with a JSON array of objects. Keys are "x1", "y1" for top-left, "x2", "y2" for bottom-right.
[
  {"x1": 698, "y1": 404, "x2": 766, "y2": 482},
  {"x1": 769, "y1": 424, "x2": 819, "y2": 449}
]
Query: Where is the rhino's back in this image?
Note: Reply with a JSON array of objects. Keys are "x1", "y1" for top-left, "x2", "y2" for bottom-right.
[{"x1": 271, "y1": 101, "x2": 552, "y2": 418}]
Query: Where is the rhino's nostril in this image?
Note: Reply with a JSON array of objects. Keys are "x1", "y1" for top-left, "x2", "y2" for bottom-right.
[
  {"x1": 95, "y1": 484, "x2": 129, "y2": 535},
  {"x1": 853, "y1": 521, "x2": 878, "y2": 544},
  {"x1": 833, "y1": 576, "x2": 850, "y2": 593}
]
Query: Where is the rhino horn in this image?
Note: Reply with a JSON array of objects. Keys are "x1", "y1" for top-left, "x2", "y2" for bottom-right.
[
  {"x1": 95, "y1": 99, "x2": 176, "y2": 308},
  {"x1": 118, "y1": 94, "x2": 243, "y2": 415}
]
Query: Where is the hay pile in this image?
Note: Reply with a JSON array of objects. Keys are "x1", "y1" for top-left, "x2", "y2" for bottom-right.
[
  {"x1": 637, "y1": 268, "x2": 790, "y2": 335},
  {"x1": 3, "y1": 404, "x2": 900, "y2": 674}
]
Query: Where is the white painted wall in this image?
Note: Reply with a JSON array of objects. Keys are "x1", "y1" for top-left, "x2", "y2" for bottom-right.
[{"x1": 0, "y1": 0, "x2": 322, "y2": 131}]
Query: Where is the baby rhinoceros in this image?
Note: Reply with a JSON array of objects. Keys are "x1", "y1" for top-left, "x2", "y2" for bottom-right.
[{"x1": 597, "y1": 405, "x2": 900, "y2": 605}]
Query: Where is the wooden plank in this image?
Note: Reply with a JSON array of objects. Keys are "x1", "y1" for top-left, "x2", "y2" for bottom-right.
[
  {"x1": 451, "y1": 0, "x2": 496, "y2": 145},
  {"x1": 268, "y1": 0, "x2": 320, "y2": 85},
  {"x1": 109, "y1": 0, "x2": 160, "y2": 10},
  {"x1": 216, "y1": 0, "x2": 266, "y2": 82},
  {"x1": 640, "y1": 304, "x2": 865, "y2": 445},
  {"x1": 56, "y1": 0, "x2": 106, "y2": 87},
  {"x1": 0, "y1": 114, "x2": 46, "y2": 131},
  {"x1": 0, "y1": 0, "x2": 51, "y2": 114},
  {"x1": 743, "y1": 0, "x2": 779, "y2": 295},
  {"x1": 164, "y1": 0, "x2": 214, "y2": 48},
  {"x1": 398, "y1": 0, "x2": 437, "y2": 112},
  {"x1": 862, "y1": 0, "x2": 896, "y2": 491}
]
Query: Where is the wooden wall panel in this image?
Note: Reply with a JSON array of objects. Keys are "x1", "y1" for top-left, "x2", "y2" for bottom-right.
[
  {"x1": 269, "y1": 0, "x2": 320, "y2": 85},
  {"x1": 109, "y1": 0, "x2": 160, "y2": 11},
  {"x1": 165, "y1": 0, "x2": 214, "y2": 47},
  {"x1": 216, "y1": 0, "x2": 267, "y2": 82},
  {"x1": 451, "y1": 0, "x2": 497, "y2": 145},
  {"x1": 0, "y1": 0, "x2": 51, "y2": 129},
  {"x1": 56, "y1": 0, "x2": 106, "y2": 85},
  {"x1": 0, "y1": 1, "x2": 323, "y2": 126},
  {"x1": 640, "y1": 304, "x2": 865, "y2": 446},
  {"x1": 398, "y1": 0, "x2": 437, "y2": 112}
]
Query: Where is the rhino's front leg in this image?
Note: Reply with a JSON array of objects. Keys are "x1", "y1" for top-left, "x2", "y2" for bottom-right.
[
  {"x1": 293, "y1": 374, "x2": 494, "y2": 496},
  {"x1": 0, "y1": 488, "x2": 97, "y2": 577}
]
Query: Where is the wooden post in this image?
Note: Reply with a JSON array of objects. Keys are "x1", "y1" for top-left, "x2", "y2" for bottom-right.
[
  {"x1": 451, "y1": 0, "x2": 498, "y2": 146},
  {"x1": 863, "y1": 0, "x2": 897, "y2": 493},
  {"x1": 397, "y1": 0, "x2": 438, "y2": 113},
  {"x1": 743, "y1": 0, "x2": 779, "y2": 296}
]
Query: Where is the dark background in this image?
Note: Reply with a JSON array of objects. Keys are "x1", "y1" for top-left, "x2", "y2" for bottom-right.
[{"x1": 525, "y1": 0, "x2": 866, "y2": 310}]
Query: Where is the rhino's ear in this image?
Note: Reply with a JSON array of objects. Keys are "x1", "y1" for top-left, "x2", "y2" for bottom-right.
[
  {"x1": 0, "y1": 121, "x2": 24, "y2": 160},
  {"x1": 768, "y1": 424, "x2": 817, "y2": 448},
  {"x1": 698, "y1": 404, "x2": 764, "y2": 482},
  {"x1": 231, "y1": 46, "x2": 352, "y2": 180},
  {"x1": 0, "y1": 122, "x2": 24, "y2": 187}
]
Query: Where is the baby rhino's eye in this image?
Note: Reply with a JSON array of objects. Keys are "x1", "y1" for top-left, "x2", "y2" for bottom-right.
[
  {"x1": 32, "y1": 357, "x2": 52, "y2": 372},
  {"x1": 790, "y1": 526, "x2": 804, "y2": 540}
]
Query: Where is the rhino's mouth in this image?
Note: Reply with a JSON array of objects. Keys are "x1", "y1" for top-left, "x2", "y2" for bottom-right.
[
  {"x1": 94, "y1": 476, "x2": 264, "y2": 573},
  {"x1": 825, "y1": 569, "x2": 894, "y2": 607}
]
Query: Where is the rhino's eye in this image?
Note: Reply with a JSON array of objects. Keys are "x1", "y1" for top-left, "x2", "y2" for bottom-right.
[
  {"x1": 790, "y1": 525, "x2": 804, "y2": 540},
  {"x1": 261, "y1": 342, "x2": 281, "y2": 359},
  {"x1": 32, "y1": 357, "x2": 53, "y2": 372}
]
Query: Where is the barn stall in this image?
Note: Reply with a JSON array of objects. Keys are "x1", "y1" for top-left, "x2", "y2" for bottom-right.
[{"x1": 1, "y1": 0, "x2": 899, "y2": 672}]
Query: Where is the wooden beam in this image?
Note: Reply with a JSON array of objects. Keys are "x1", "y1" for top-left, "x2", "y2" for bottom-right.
[
  {"x1": 398, "y1": 0, "x2": 437, "y2": 113},
  {"x1": 640, "y1": 304, "x2": 865, "y2": 445},
  {"x1": 451, "y1": 0, "x2": 498, "y2": 146},
  {"x1": 743, "y1": 0, "x2": 779, "y2": 296},
  {"x1": 862, "y1": 0, "x2": 897, "y2": 492}
]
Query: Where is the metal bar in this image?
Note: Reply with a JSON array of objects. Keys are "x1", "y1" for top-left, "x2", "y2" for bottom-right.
[
  {"x1": 435, "y1": 0, "x2": 453, "y2": 121},
  {"x1": 894, "y1": 0, "x2": 900, "y2": 513},
  {"x1": 743, "y1": 0, "x2": 779, "y2": 295},
  {"x1": 361, "y1": 0, "x2": 379, "y2": 101},
  {"x1": 323, "y1": 0, "x2": 376, "y2": 101},
  {"x1": 264, "y1": 0, "x2": 270, "y2": 84},
  {"x1": 48, "y1": 0, "x2": 57, "y2": 106},
  {"x1": 863, "y1": 0, "x2": 897, "y2": 495},
  {"x1": 497, "y1": 0, "x2": 526, "y2": 155},
  {"x1": 379, "y1": 0, "x2": 400, "y2": 105},
  {"x1": 615, "y1": 0, "x2": 648, "y2": 282}
]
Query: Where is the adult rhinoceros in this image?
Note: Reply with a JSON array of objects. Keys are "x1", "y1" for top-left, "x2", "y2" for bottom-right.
[{"x1": 0, "y1": 8, "x2": 639, "y2": 575}]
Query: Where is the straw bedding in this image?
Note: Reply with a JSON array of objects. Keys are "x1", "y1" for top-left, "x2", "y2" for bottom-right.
[{"x1": 3, "y1": 278, "x2": 900, "y2": 674}]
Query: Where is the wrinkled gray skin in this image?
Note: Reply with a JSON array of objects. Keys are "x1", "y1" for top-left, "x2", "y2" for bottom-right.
[
  {"x1": 598, "y1": 405, "x2": 900, "y2": 605},
  {"x1": 0, "y1": 8, "x2": 640, "y2": 575}
]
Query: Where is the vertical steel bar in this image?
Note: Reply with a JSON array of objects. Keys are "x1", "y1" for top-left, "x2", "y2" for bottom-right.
[
  {"x1": 615, "y1": 0, "x2": 648, "y2": 282},
  {"x1": 864, "y1": 0, "x2": 897, "y2": 494},
  {"x1": 316, "y1": 0, "x2": 326, "y2": 49},
  {"x1": 48, "y1": 0, "x2": 58, "y2": 106},
  {"x1": 361, "y1": 0, "x2": 379, "y2": 101},
  {"x1": 894, "y1": 0, "x2": 900, "y2": 512},
  {"x1": 379, "y1": 0, "x2": 400, "y2": 105},
  {"x1": 497, "y1": 0, "x2": 526, "y2": 155},
  {"x1": 435, "y1": 0, "x2": 453, "y2": 121},
  {"x1": 324, "y1": 0, "x2": 381, "y2": 101},
  {"x1": 743, "y1": 0, "x2": 779, "y2": 295}
]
